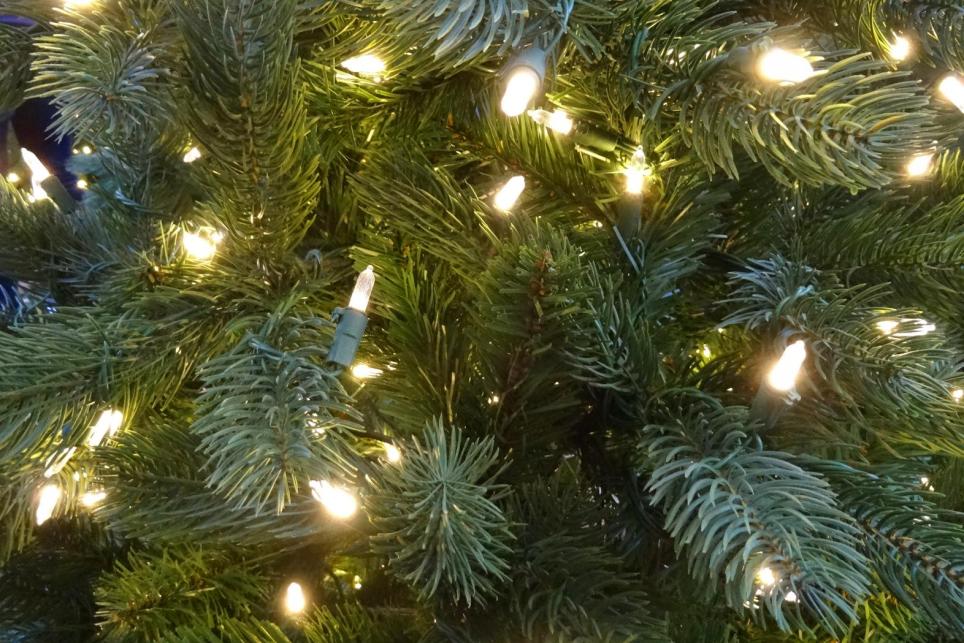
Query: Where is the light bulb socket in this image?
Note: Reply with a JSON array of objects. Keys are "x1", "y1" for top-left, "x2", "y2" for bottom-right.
[
  {"x1": 328, "y1": 307, "x2": 368, "y2": 368},
  {"x1": 615, "y1": 192, "x2": 643, "y2": 240},
  {"x1": 40, "y1": 175, "x2": 77, "y2": 212},
  {"x1": 504, "y1": 46, "x2": 547, "y2": 83},
  {"x1": 573, "y1": 126, "x2": 619, "y2": 152}
]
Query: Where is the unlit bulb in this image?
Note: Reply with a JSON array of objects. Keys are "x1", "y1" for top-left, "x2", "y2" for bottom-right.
[
  {"x1": 348, "y1": 265, "x2": 375, "y2": 312},
  {"x1": 767, "y1": 340, "x2": 806, "y2": 392},
  {"x1": 528, "y1": 109, "x2": 574, "y2": 135},
  {"x1": 284, "y1": 582, "x2": 306, "y2": 614},
  {"x1": 938, "y1": 75, "x2": 964, "y2": 113},
  {"x1": 310, "y1": 480, "x2": 358, "y2": 518},
  {"x1": 501, "y1": 67, "x2": 541, "y2": 116},
  {"x1": 494, "y1": 175, "x2": 526, "y2": 212},
  {"x1": 341, "y1": 54, "x2": 386, "y2": 77},
  {"x1": 182, "y1": 228, "x2": 223, "y2": 261},
  {"x1": 36, "y1": 484, "x2": 61, "y2": 525},
  {"x1": 757, "y1": 48, "x2": 814, "y2": 84},
  {"x1": 87, "y1": 408, "x2": 123, "y2": 447},
  {"x1": 905, "y1": 153, "x2": 933, "y2": 177},
  {"x1": 351, "y1": 363, "x2": 383, "y2": 379},
  {"x1": 888, "y1": 35, "x2": 911, "y2": 61}
]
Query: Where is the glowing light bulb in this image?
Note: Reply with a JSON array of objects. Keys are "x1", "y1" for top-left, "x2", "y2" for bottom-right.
[
  {"x1": 952, "y1": 388, "x2": 963, "y2": 402},
  {"x1": 76, "y1": 178, "x2": 88, "y2": 190},
  {"x1": 87, "y1": 408, "x2": 124, "y2": 447},
  {"x1": 21, "y1": 148, "x2": 51, "y2": 200},
  {"x1": 309, "y1": 480, "x2": 358, "y2": 519},
  {"x1": 348, "y1": 265, "x2": 375, "y2": 312},
  {"x1": 757, "y1": 566, "x2": 777, "y2": 587},
  {"x1": 757, "y1": 48, "x2": 814, "y2": 84},
  {"x1": 383, "y1": 443, "x2": 401, "y2": 463},
  {"x1": 876, "y1": 320, "x2": 898, "y2": 335},
  {"x1": 43, "y1": 448, "x2": 77, "y2": 478},
  {"x1": 905, "y1": 153, "x2": 934, "y2": 177},
  {"x1": 351, "y1": 363, "x2": 383, "y2": 379},
  {"x1": 487, "y1": 393, "x2": 500, "y2": 405},
  {"x1": 494, "y1": 175, "x2": 526, "y2": 212},
  {"x1": 701, "y1": 344, "x2": 712, "y2": 359},
  {"x1": 64, "y1": 0, "x2": 95, "y2": 7},
  {"x1": 528, "y1": 109, "x2": 574, "y2": 135},
  {"x1": 80, "y1": 490, "x2": 107, "y2": 507},
  {"x1": 352, "y1": 575, "x2": 363, "y2": 590},
  {"x1": 766, "y1": 340, "x2": 806, "y2": 392},
  {"x1": 624, "y1": 147, "x2": 647, "y2": 195},
  {"x1": 284, "y1": 582, "x2": 306, "y2": 614},
  {"x1": 888, "y1": 34, "x2": 911, "y2": 61},
  {"x1": 501, "y1": 66, "x2": 541, "y2": 116},
  {"x1": 341, "y1": 54, "x2": 386, "y2": 77},
  {"x1": 182, "y1": 146, "x2": 202, "y2": 163},
  {"x1": 893, "y1": 319, "x2": 935, "y2": 337},
  {"x1": 81, "y1": 145, "x2": 93, "y2": 155},
  {"x1": 6, "y1": 172, "x2": 20, "y2": 184},
  {"x1": 35, "y1": 484, "x2": 61, "y2": 525},
  {"x1": 785, "y1": 591, "x2": 798, "y2": 603},
  {"x1": 938, "y1": 75, "x2": 964, "y2": 113},
  {"x1": 182, "y1": 228, "x2": 223, "y2": 261}
]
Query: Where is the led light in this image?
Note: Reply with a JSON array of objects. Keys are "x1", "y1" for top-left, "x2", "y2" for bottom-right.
[
  {"x1": 494, "y1": 175, "x2": 526, "y2": 212},
  {"x1": 383, "y1": 443, "x2": 401, "y2": 463},
  {"x1": 757, "y1": 566, "x2": 777, "y2": 587},
  {"x1": 888, "y1": 34, "x2": 911, "y2": 61},
  {"x1": 487, "y1": 394, "x2": 500, "y2": 405},
  {"x1": 284, "y1": 582, "x2": 306, "y2": 614},
  {"x1": 6, "y1": 172, "x2": 20, "y2": 184},
  {"x1": 351, "y1": 363, "x2": 383, "y2": 379},
  {"x1": 182, "y1": 228, "x2": 223, "y2": 261},
  {"x1": 766, "y1": 340, "x2": 806, "y2": 392},
  {"x1": 757, "y1": 48, "x2": 814, "y2": 84},
  {"x1": 76, "y1": 178, "x2": 88, "y2": 190},
  {"x1": 785, "y1": 590, "x2": 798, "y2": 603},
  {"x1": 876, "y1": 320, "x2": 898, "y2": 335},
  {"x1": 352, "y1": 575, "x2": 363, "y2": 590},
  {"x1": 81, "y1": 145, "x2": 93, "y2": 155},
  {"x1": 87, "y1": 408, "x2": 124, "y2": 447},
  {"x1": 64, "y1": 0, "x2": 95, "y2": 7},
  {"x1": 501, "y1": 66, "x2": 541, "y2": 117},
  {"x1": 310, "y1": 480, "x2": 358, "y2": 519},
  {"x1": 21, "y1": 148, "x2": 51, "y2": 200},
  {"x1": 952, "y1": 388, "x2": 963, "y2": 402},
  {"x1": 35, "y1": 484, "x2": 61, "y2": 525},
  {"x1": 182, "y1": 146, "x2": 202, "y2": 163},
  {"x1": 893, "y1": 319, "x2": 935, "y2": 337},
  {"x1": 905, "y1": 153, "x2": 934, "y2": 177},
  {"x1": 624, "y1": 147, "x2": 648, "y2": 195},
  {"x1": 528, "y1": 108, "x2": 574, "y2": 135},
  {"x1": 80, "y1": 490, "x2": 107, "y2": 507},
  {"x1": 701, "y1": 344, "x2": 712, "y2": 359},
  {"x1": 43, "y1": 448, "x2": 77, "y2": 478},
  {"x1": 341, "y1": 54, "x2": 386, "y2": 76},
  {"x1": 348, "y1": 265, "x2": 375, "y2": 312},
  {"x1": 938, "y1": 75, "x2": 964, "y2": 113}
]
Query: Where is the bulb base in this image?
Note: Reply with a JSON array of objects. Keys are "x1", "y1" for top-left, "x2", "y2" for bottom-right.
[
  {"x1": 504, "y1": 47, "x2": 547, "y2": 82},
  {"x1": 40, "y1": 175, "x2": 77, "y2": 212},
  {"x1": 615, "y1": 192, "x2": 643, "y2": 240},
  {"x1": 328, "y1": 307, "x2": 368, "y2": 368}
]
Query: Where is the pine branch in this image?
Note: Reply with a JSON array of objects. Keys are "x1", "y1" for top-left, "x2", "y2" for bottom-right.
[{"x1": 0, "y1": 22, "x2": 32, "y2": 113}]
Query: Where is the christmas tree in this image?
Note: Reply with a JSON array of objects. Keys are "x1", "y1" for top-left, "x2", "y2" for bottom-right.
[{"x1": 1, "y1": 0, "x2": 963, "y2": 640}]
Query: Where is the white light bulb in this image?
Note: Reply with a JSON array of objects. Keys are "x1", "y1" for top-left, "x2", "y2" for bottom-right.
[
  {"x1": 182, "y1": 146, "x2": 202, "y2": 163},
  {"x1": 757, "y1": 566, "x2": 777, "y2": 587},
  {"x1": 383, "y1": 443, "x2": 401, "y2": 463},
  {"x1": 348, "y1": 265, "x2": 375, "y2": 312},
  {"x1": 81, "y1": 145, "x2": 93, "y2": 155},
  {"x1": 888, "y1": 35, "x2": 911, "y2": 61},
  {"x1": 76, "y1": 178, "x2": 88, "y2": 190},
  {"x1": 528, "y1": 109, "x2": 574, "y2": 135},
  {"x1": 701, "y1": 344, "x2": 712, "y2": 358},
  {"x1": 20, "y1": 148, "x2": 51, "y2": 201},
  {"x1": 64, "y1": 0, "x2": 95, "y2": 7},
  {"x1": 182, "y1": 228, "x2": 222, "y2": 261},
  {"x1": 500, "y1": 67, "x2": 541, "y2": 117},
  {"x1": 624, "y1": 147, "x2": 647, "y2": 195},
  {"x1": 494, "y1": 175, "x2": 526, "y2": 212},
  {"x1": 905, "y1": 153, "x2": 934, "y2": 177},
  {"x1": 284, "y1": 582, "x2": 306, "y2": 614},
  {"x1": 352, "y1": 575, "x2": 363, "y2": 590},
  {"x1": 6, "y1": 172, "x2": 20, "y2": 184},
  {"x1": 341, "y1": 54, "x2": 386, "y2": 76},
  {"x1": 36, "y1": 484, "x2": 61, "y2": 525},
  {"x1": 785, "y1": 590, "x2": 798, "y2": 603},
  {"x1": 351, "y1": 363, "x2": 383, "y2": 379},
  {"x1": 767, "y1": 340, "x2": 806, "y2": 392},
  {"x1": 87, "y1": 408, "x2": 124, "y2": 447},
  {"x1": 757, "y1": 48, "x2": 814, "y2": 84},
  {"x1": 487, "y1": 393, "x2": 500, "y2": 405},
  {"x1": 309, "y1": 480, "x2": 358, "y2": 519},
  {"x1": 80, "y1": 490, "x2": 107, "y2": 507},
  {"x1": 893, "y1": 319, "x2": 935, "y2": 337},
  {"x1": 938, "y1": 75, "x2": 964, "y2": 113},
  {"x1": 876, "y1": 320, "x2": 898, "y2": 335},
  {"x1": 952, "y1": 388, "x2": 963, "y2": 402},
  {"x1": 43, "y1": 447, "x2": 77, "y2": 478}
]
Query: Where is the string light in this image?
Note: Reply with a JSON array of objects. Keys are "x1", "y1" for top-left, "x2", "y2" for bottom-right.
[
  {"x1": 701, "y1": 344, "x2": 712, "y2": 359},
  {"x1": 352, "y1": 575, "x2": 363, "y2": 590},
  {"x1": 348, "y1": 266, "x2": 375, "y2": 312},
  {"x1": 284, "y1": 582, "x2": 306, "y2": 614},
  {"x1": 757, "y1": 566, "x2": 777, "y2": 587},
  {"x1": 76, "y1": 178, "x2": 88, "y2": 190},
  {"x1": 80, "y1": 490, "x2": 107, "y2": 507},
  {"x1": 893, "y1": 319, "x2": 935, "y2": 337},
  {"x1": 182, "y1": 228, "x2": 223, "y2": 261},
  {"x1": 527, "y1": 108, "x2": 574, "y2": 135},
  {"x1": 494, "y1": 175, "x2": 526, "y2": 212},
  {"x1": 20, "y1": 148, "x2": 51, "y2": 201},
  {"x1": 905, "y1": 153, "x2": 934, "y2": 177},
  {"x1": 81, "y1": 145, "x2": 93, "y2": 155},
  {"x1": 43, "y1": 448, "x2": 77, "y2": 478},
  {"x1": 887, "y1": 34, "x2": 911, "y2": 61},
  {"x1": 500, "y1": 48, "x2": 546, "y2": 117},
  {"x1": 952, "y1": 388, "x2": 962, "y2": 402},
  {"x1": 876, "y1": 320, "x2": 898, "y2": 335},
  {"x1": 487, "y1": 393, "x2": 500, "y2": 405},
  {"x1": 309, "y1": 480, "x2": 358, "y2": 519},
  {"x1": 35, "y1": 484, "x2": 61, "y2": 525},
  {"x1": 6, "y1": 172, "x2": 20, "y2": 184},
  {"x1": 785, "y1": 591, "x2": 798, "y2": 603},
  {"x1": 766, "y1": 340, "x2": 806, "y2": 392},
  {"x1": 938, "y1": 75, "x2": 964, "y2": 113},
  {"x1": 757, "y1": 48, "x2": 814, "y2": 84},
  {"x1": 351, "y1": 363, "x2": 383, "y2": 379},
  {"x1": 341, "y1": 54, "x2": 386, "y2": 77},
  {"x1": 87, "y1": 408, "x2": 124, "y2": 447},
  {"x1": 624, "y1": 147, "x2": 648, "y2": 195},
  {"x1": 182, "y1": 146, "x2": 202, "y2": 163},
  {"x1": 383, "y1": 443, "x2": 402, "y2": 463},
  {"x1": 64, "y1": 0, "x2": 95, "y2": 7}
]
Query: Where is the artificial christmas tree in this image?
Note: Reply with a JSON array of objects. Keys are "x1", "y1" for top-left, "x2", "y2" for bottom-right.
[{"x1": 0, "y1": 0, "x2": 962, "y2": 641}]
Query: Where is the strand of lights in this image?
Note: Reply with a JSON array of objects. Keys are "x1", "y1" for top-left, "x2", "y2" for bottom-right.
[
  {"x1": 329, "y1": 266, "x2": 376, "y2": 367},
  {"x1": 938, "y1": 75, "x2": 964, "y2": 113},
  {"x1": 87, "y1": 408, "x2": 124, "y2": 447},
  {"x1": 527, "y1": 108, "x2": 574, "y2": 135},
  {"x1": 766, "y1": 340, "x2": 806, "y2": 392},
  {"x1": 500, "y1": 48, "x2": 547, "y2": 117},
  {"x1": 284, "y1": 582, "x2": 307, "y2": 614},
  {"x1": 182, "y1": 227, "x2": 223, "y2": 261},
  {"x1": 757, "y1": 566, "x2": 777, "y2": 587},
  {"x1": 623, "y1": 147, "x2": 649, "y2": 195},
  {"x1": 494, "y1": 175, "x2": 526, "y2": 212},
  {"x1": 76, "y1": 178, "x2": 89, "y2": 190},
  {"x1": 887, "y1": 34, "x2": 912, "y2": 62},
  {"x1": 35, "y1": 483, "x2": 62, "y2": 525},
  {"x1": 80, "y1": 489, "x2": 107, "y2": 507},
  {"x1": 383, "y1": 443, "x2": 402, "y2": 463},
  {"x1": 340, "y1": 54, "x2": 386, "y2": 78},
  {"x1": 309, "y1": 480, "x2": 358, "y2": 518},
  {"x1": 905, "y1": 153, "x2": 934, "y2": 178},
  {"x1": 757, "y1": 48, "x2": 814, "y2": 84},
  {"x1": 351, "y1": 363, "x2": 383, "y2": 379},
  {"x1": 182, "y1": 146, "x2": 202, "y2": 163}
]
